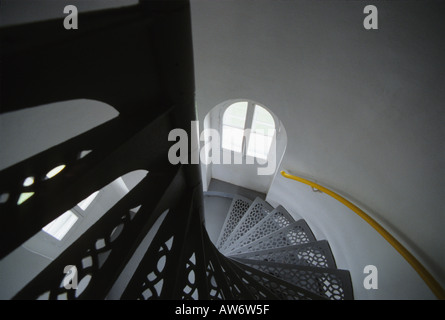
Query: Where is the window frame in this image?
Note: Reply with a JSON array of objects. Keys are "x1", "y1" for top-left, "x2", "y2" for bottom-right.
[{"x1": 221, "y1": 100, "x2": 277, "y2": 161}]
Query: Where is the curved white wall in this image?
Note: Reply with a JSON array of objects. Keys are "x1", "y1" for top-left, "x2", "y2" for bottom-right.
[
  {"x1": 191, "y1": 0, "x2": 445, "y2": 298},
  {"x1": 266, "y1": 172, "x2": 436, "y2": 299}
]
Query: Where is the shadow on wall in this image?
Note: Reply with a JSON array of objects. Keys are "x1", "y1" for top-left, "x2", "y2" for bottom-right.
[{"x1": 0, "y1": 99, "x2": 119, "y2": 170}]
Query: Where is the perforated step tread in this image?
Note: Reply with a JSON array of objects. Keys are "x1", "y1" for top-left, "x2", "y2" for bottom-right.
[
  {"x1": 229, "y1": 219, "x2": 316, "y2": 255},
  {"x1": 220, "y1": 197, "x2": 273, "y2": 254},
  {"x1": 221, "y1": 256, "x2": 280, "y2": 300},
  {"x1": 225, "y1": 205, "x2": 295, "y2": 254},
  {"x1": 229, "y1": 258, "x2": 327, "y2": 300},
  {"x1": 228, "y1": 240, "x2": 336, "y2": 269},
  {"x1": 233, "y1": 258, "x2": 353, "y2": 300},
  {"x1": 216, "y1": 195, "x2": 252, "y2": 250}
]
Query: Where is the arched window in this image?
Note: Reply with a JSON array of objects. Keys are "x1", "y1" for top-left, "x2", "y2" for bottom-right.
[
  {"x1": 222, "y1": 100, "x2": 276, "y2": 160},
  {"x1": 222, "y1": 101, "x2": 248, "y2": 153}
]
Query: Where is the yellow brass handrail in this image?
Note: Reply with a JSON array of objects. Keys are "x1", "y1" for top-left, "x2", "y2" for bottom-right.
[{"x1": 280, "y1": 170, "x2": 445, "y2": 300}]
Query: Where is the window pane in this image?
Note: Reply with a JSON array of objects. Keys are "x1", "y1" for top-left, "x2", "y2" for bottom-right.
[
  {"x1": 251, "y1": 105, "x2": 275, "y2": 136},
  {"x1": 223, "y1": 101, "x2": 248, "y2": 129},
  {"x1": 222, "y1": 125, "x2": 244, "y2": 153},
  {"x1": 247, "y1": 132, "x2": 273, "y2": 160},
  {"x1": 222, "y1": 101, "x2": 248, "y2": 152},
  {"x1": 247, "y1": 105, "x2": 275, "y2": 159}
]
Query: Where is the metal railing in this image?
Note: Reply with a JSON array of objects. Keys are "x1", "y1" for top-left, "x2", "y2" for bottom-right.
[{"x1": 280, "y1": 170, "x2": 445, "y2": 300}]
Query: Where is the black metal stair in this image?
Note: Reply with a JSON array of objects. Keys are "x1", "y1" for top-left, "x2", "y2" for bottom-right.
[
  {"x1": 0, "y1": 0, "x2": 353, "y2": 300},
  {"x1": 210, "y1": 193, "x2": 353, "y2": 300}
]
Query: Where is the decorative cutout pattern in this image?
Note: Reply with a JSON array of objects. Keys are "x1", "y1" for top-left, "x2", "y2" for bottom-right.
[
  {"x1": 226, "y1": 206, "x2": 294, "y2": 254},
  {"x1": 221, "y1": 198, "x2": 272, "y2": 254},
  {"x1": 216, "y1": 197, "x2": 252, "y2": 250},
  {"x1": 181, "y1": 252, "x2": 199, "y2": 300},
  {"x1": 236, "y1": 259, "x2": 352, "y2": 300},
  {"x1": 136, "y1": 236, "x2": 174, "y2": 300},
  {"x1": 9, "y1": 174, "x2": 354, "y2": 301},
  {"x1": 231, "y1": 265, "x2": 277, "y2": 300},
  {"x1": 0, "y1": 193, "x2": 9, "y2": 204},
  {"x1": 235, "y1": 260, "x2": 323, "y2": 300},
  {"x1": 229, "y1": 240, "x2": 336, "y2": 269},
  {"x1": 205, "y1": 260, "x2": 225, "y2": 300},
  {"x1": 229, "y1": 221, "x2": 316, "y2": 255},
  {"x1": 19, "y1": 209, "x2": 138, "y2": 300}
]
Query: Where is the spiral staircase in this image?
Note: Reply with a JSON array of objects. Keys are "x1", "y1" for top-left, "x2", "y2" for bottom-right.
[
  {"x1": 201, "y1": 193, "x2": 353, "y2": 300},
  {"x1": 0, "y1": 1, "x2": 353, "y2": 300}
]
